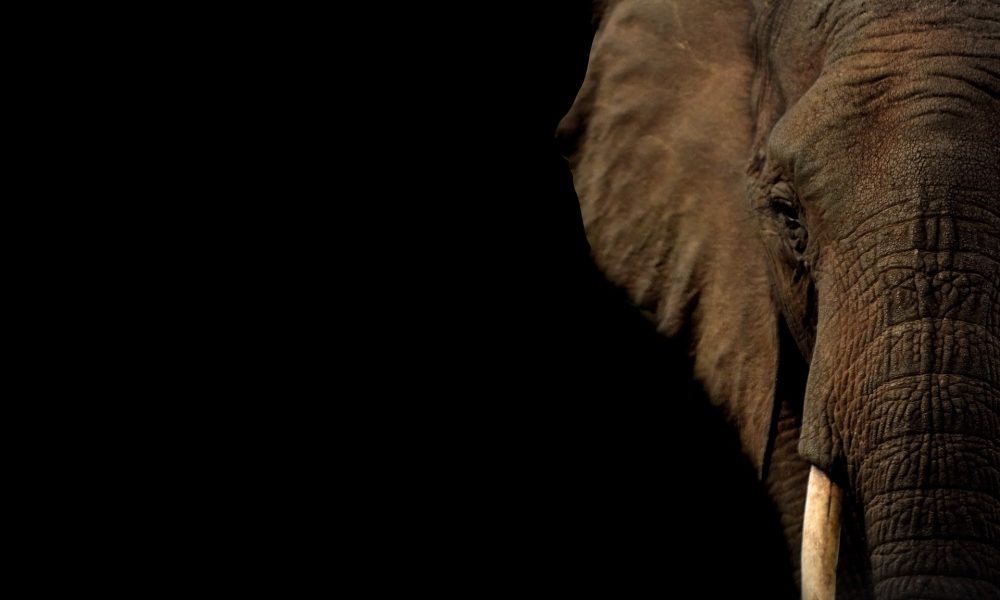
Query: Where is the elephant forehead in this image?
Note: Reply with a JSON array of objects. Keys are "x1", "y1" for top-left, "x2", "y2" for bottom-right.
[
  {"x1": 763, "y1": 2, "x2": 999, "y2": 149},
  {"x1": 766, "y1": 62, "x2": 998, "y2": 211}
]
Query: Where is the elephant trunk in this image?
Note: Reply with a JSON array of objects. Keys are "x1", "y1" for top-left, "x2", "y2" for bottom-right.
[
  {"x1": 799, "y1": 178, "x2": 1000, "y2": 597},
  {"x1": 806, "y1": 316, "x2": 1000, "y2": 598},
  {"x1": 855, "y1": 343, "x2": 1000, "y2": 598},
  {"x1": 862, "y1": 444, "x2": 1000, "y2": 597}
]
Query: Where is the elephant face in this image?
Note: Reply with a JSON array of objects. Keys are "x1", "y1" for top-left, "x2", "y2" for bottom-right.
[{"x1": 560, "y1": 1, "x2": 999, "y2": 598}]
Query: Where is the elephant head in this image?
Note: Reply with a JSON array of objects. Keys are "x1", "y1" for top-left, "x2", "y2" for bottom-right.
[{"x1": 558, "y1": 1, "x2": 1000, "y2": 598}]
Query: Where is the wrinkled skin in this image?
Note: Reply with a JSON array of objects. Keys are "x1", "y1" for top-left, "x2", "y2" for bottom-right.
[{"x1": 559, "y1": 1, "x2": 1000, "y2": 598}]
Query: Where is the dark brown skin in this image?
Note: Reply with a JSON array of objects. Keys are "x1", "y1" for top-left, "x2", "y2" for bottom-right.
[{"x1": 559, "y1": 1, "x2": 1000, "y2": 598}]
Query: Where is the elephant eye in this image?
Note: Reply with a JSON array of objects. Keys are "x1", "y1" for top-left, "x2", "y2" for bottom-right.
[
  {"x1": 768, "y1": 183, "x2": 807, "y2": 256},
  {"x1": 770, "y1": 198, "x2": 800, "y2": 224}
]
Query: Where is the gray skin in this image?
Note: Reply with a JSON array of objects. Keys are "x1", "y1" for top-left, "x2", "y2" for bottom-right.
[{"x1": 558, "y1": 1, "x2": 1000, "y2": 598}]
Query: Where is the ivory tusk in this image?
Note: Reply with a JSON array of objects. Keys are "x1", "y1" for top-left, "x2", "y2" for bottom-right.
[{"x1": 802, "y1": 466, "x2": 843, "y2": 600}]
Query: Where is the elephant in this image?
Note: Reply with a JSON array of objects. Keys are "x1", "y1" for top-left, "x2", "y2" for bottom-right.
[{"x1": 557, "y1": 1, "x2": 1000, "y2": 598}]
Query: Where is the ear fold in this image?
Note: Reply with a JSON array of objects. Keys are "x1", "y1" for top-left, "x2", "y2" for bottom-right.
[{"x1": 558, "y1": 0, "x2": 781, "y2": 473}]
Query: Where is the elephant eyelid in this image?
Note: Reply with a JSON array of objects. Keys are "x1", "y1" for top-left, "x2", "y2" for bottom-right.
[
  {"x1": 767, "y1": 181, "x2": 803, "y2": 223},
  {"x1": 771, "y1": 181, "x2": 795, "y2": 200}
]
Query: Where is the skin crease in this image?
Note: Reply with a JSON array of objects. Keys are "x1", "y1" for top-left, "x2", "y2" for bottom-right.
[{"x1": 559, "y1": 1, "x2": 1000, "y2": 598}]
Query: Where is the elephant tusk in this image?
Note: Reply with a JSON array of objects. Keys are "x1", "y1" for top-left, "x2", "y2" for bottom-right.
[{"x1": 802, "y1": 466, "x2": 843, "y2": 600}]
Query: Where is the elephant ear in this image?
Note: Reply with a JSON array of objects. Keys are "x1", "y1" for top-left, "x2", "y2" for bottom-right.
[{"x1": 558, "y1": 0, "x2": 780, "y2": 472}]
